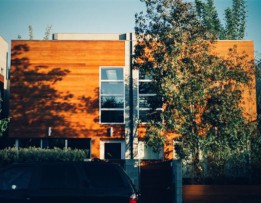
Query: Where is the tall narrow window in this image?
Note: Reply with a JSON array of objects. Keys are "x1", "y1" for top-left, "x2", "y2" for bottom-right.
[
  {"x1": 100, "y1": 67, "x2": 124, "y2": 124},
  {"x1": 138, "y1": 69, "x2": 162, "y2": 123}
]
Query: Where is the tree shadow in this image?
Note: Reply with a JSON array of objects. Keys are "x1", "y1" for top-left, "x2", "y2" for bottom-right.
[{"x1": 10, "y1": 43, "x2": 100, "y2": 138}]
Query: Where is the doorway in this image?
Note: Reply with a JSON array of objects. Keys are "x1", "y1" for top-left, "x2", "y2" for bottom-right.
[{"x1": 100, "y1": 140, "x2": 125, "y2": 160}]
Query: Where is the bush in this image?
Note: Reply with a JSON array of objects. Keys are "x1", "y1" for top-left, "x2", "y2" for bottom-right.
[{"x1": 0, "y1": 147, "x2": 89, "y2": 168}]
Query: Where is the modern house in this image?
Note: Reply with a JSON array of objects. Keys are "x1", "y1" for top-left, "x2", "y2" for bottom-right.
[
  {"x1": 0, "y1": 36, "x2": 8, "y2": 119},
  {"x1": 9, "y1": 33, "x2": 257, "y2": 160}
]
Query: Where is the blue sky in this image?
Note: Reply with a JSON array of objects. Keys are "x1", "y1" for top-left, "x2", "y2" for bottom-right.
[{"x1": 0, "y1": 0, "x2": 261, "y2": 56}]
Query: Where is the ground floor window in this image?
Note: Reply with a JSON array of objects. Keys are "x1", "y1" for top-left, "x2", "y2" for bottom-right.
[
  {"x1": 138, "y1": 141, "x2": 164, "y2": 160},
  {"x1": 11, "y1": 138, "x2": 91, "y2": 158},
  {"x1": 100, "y1": 140, "x2": 125, "y2": 160},
  {"x1": 17, "y1": 138, "x2": 41, "y2": 148}
]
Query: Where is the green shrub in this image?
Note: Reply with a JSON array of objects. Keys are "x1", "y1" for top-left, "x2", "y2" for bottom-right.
[{"x1": 0, "y1": 147, "x2": 89, "y2": 168}]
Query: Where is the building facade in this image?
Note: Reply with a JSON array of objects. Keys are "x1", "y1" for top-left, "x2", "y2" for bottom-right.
[
  {"x1": 0, "y1": 36, "x2": 8, "y2": 119},
  {"x1": 9, "y1": 34, "x2": 257, "y2": 160}
]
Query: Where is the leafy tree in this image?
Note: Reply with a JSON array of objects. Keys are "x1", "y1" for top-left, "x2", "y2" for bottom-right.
[
  {"x1": 135, "y1": 0, "x2": 255, "y2": 181},
  {"x1": 195, "y1": 0, "x2": 223, "y2": 39},
  {"x1": 252, "y1": 55, "x2": 261, "y2": 164},
  {"x1": 195, "y1": 0, "x2": 246, "y2": 40},
  {"x1": 17, "y1": 25, "x2": 53, "y2": 40},
  {"x1": 28, "y1": 25, "x2": 33, "y2": 40},
  {"x1": 0, "y1": 98, "x2": 9, "y2": 137},
  {"x1": 43, "y1": 25, "x2": 53, "y2": 40},
  {"x1": 0, "y1": 118, "x2": 8, "y2": 137}
]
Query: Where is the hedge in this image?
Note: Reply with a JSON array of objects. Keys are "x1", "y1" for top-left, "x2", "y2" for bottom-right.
[{"x1": 0, "y1": 147, "x2": 89, "y2": 168}]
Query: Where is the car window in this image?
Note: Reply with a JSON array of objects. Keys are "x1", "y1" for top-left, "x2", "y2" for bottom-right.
[
  {"x1": 0, "y1": 166, "x2": 33, "y2": 190},
  {"x1": 39, "y1": 164, "x2": 78, "y2": 189},
  {"x1": 83, "y1": 164, "x2": 125, "y2": 188}
]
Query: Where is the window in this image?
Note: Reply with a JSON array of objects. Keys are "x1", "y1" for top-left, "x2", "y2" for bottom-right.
[
  {"x1": 100, "y1": 67, "x2": 124, "y2": 124},
  {"x1": 138, "y1": 141, "x2": 164, "y2": 159},
  {"x1": 39, "y1": 164, "x2": 78, "y2": 189},
  {"x1": 0, "y1": 166, "x2": 33, "y2": 190},
  {"x1": 82, "y1": 164, "x2": 125, "y2": 188},
  {"x1": 100, "y1": 140, "x2": 125, "y2": 160},
  {"x1": 138, "y1": 69, "x2": 162, "y2": 123}
]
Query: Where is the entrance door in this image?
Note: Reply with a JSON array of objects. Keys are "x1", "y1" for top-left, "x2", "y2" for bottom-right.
[
  {"x1": 100, "y1": 141, "x2": 125, "y2": 160},
  {"x1": 104, "y1": 143, "x2": 121, "y2": 159}
]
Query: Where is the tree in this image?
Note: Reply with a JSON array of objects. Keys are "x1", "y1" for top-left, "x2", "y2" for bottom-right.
[
  {"x1": 195, "y1": 0, "x2": 224, "y2": 39},
  {"x1": 0, "y1": 98, "x2": 9, "y2": 137},
  {"x1": 195, "y1": 0, "x2": 247, "y2": 40},
  {"x1": 135, "y1": 0, "x2": 255, "y2": 181},
  {"x1": 0, "y1": 119, "x2": 8, "y2": 137},
  {"x1": 17, "y1": 25, "x2": 53, "y2": 40},
  {"x1": 252, "y1": 55, "x2": 261, "y2": 164},
  {"x1": 28, "y1": 25, "x2": 33, "y2": 40},
  {"x1": 43, "y1": 25, "x2": 52, "y2": 40}
]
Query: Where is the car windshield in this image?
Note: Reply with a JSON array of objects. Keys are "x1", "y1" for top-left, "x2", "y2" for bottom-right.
[
  {"x1": 0, "y1": 166, "x2": 33, "y2": 190},
  {"x1": 39, "y1": 164, "x2": 78, "y2": 189},
  {"x1": 83, "y1": 164, "x2": 125, "y2": 188}
]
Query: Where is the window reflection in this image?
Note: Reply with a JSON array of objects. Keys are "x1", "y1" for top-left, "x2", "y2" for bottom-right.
[
  {"x1": 139, "y1": 82, "x2": 155, "y2": 94},
  {"x1": 101, "y1": 96, "x2": 124, "y2": 108},
  {"x1": 100, "y1": 67, "x2": 124, "y2": 124},
  {"x1": 139, "y1": 110, "x2": 161, "y2": 123},
  {"x1": 139, "y1": 69, "x2": 152, "y2": 80},
  {"x1": 101, "y1": 82, "x2": 124, "y2": 95},
  {"x1": 0, "y1": 167, "x2": 33, "y2": 190},
  {"x1": 101, "y1": 68, "x2": 123, "y2": 80},
  {"x1": 139, "y1": 96, "x2": 162, "y2": 108}
]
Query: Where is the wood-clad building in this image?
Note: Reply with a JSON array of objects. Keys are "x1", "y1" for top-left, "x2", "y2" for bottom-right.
[
  {"x1": 0, "y1": 36, "x2": 8, "y2": 120},
  {"x1": 9, "y1": 34, "x2": 257, "y2": 160},
  {"x1": 10, "y1": 34, "x2": 132, "y2": 158}
]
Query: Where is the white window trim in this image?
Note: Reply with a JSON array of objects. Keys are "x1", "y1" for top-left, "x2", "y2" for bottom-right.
[
  {"x1": 100, "y1": 140, "x2": 126, "y2": 160},
  {"x1": 99, "y1": 66, "x2": 125, "y2": 124},
  {"x1": 138, "y1": 141, "x2": 164, "y2": 160},
  {"x1": 138, "y1": 72, "x2": 162, "y2": 124}
]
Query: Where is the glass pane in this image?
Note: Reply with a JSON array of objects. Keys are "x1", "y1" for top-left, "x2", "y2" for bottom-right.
[
  {"x1": 48, "y1": 138, "x2": 65, "y2": 149},
  {"x1": 101, "y1": 68, "x2": 123, "y2": 80},
  {"x1": 101, "y1": 96, "x2": 124, "y2": 108},
  {"x1": 105, "y1": 143, "x2": 122, "y2": 160},
  {"x1": 101, "y1": 110, "x2": 124, "y2": 123},
  {"x1": 139, "y1": 82, "x2": 155, "y2": 94},
  {"x1": 139, "y1": 96, "x2": 162, "y2": 108},
  {"x1": 139, "y1": 69, "x2": 152, "y2": 80},
  {"x1": 101, "y1": 82, "x2": 124, "y2": 95},
  {"x1": 67, "y1": 138, "x2": 91, "y2": 152},
  {"x1": 83, "y1": 164, "x2": 125, "y2": 188},
  {"x1": 139, "y1": 110, "x2": 149, "y2": 123},
  {"x1": 40, "y1": 165, "x2": 77, "y2": 189},
  {"x1": 139, "y1": 110, "x2": 161, "y2": 123},
  {"x1": 0, "y1": 166, "x2": 33, "y2": 190}
]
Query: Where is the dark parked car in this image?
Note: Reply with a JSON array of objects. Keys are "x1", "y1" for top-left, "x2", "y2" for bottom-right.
[{"x1": 0, "y1": 161, "x2": 138, "y2": 203}]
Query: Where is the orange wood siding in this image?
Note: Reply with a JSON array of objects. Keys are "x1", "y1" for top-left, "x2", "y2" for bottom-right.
[
  {"x1": 212, "y1": 41, "x2": 256, "y2": 122},
  {"x1": 10, "y1": 40, "x2": 125, "y2": 141},
  {"x1": 0, "y1": 74, "x2": 4, "y2": 83}
]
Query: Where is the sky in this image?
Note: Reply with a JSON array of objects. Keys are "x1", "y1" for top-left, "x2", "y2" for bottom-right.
[{"x1": 0, "y1": 0, "x2": 261, "y2": 57}]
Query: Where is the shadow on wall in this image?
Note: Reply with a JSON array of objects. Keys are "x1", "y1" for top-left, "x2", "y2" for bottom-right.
[{"x1": 10, "y1": 44, "x2": 99, "y2": 138}]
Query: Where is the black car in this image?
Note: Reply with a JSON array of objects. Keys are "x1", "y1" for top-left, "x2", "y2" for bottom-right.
[{"x1": 0, "y1": 161, "x2": 138, "y2": 203}]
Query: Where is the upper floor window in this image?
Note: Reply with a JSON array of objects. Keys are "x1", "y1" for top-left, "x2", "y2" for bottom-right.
[
  {"x1": 100, "y1": 67, "x2": 125, "y2": 124},
  {"x1": 138, "y1": 69, "x2": 162, "y2": 123}
]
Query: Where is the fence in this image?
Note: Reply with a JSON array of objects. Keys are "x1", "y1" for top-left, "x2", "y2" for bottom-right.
[
  {"x1": 182, "y1": 161, "x2": 261, "y2": 203},
  {"x1": 110, "y1": 159, "x2": 182, "y2": 203}
]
